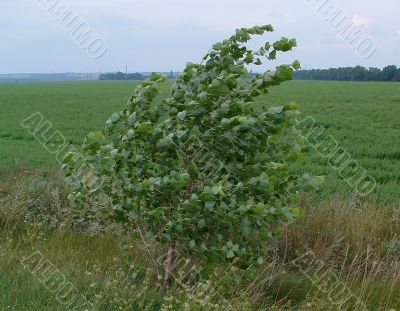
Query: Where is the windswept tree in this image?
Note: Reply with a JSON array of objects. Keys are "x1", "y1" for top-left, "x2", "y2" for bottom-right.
[{"x1": 64, "y1": 25, "x2": 317, "y2": 287}]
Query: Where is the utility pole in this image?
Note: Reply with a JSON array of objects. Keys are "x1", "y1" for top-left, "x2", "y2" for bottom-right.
[{"x1": 125, "y1": 65, "x2": 128, "y2": 80}]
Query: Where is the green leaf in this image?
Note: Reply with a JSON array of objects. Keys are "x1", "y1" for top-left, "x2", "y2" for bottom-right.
[
  {"x1": 177, "y1": 111, "x2": 187, "y2": 121},
  {"x1": 205, "y1": 201, "x2": 215, "y2": 211},
  {"x1": 226, "y1": 250, "x2": 235, "y2": 259},
  {"x1": 261, "y1": 25, "x2": 274, "y2": 32},
  {"x1": 175, "y1": 224, "x2": 184, "y2": 233},
  {"x1": 212, "y1": 42, "x2": 224, "y2": 50},
  {"x1": 292, "y1": 208, "x2": 302, "y2": 218},
  {"x1": 63, "y1": 152, "x2": 74, "y2": 163},
  {"x1": 267, "y1": 106, "x2": 284, "y2": 114},
  {"x1": 136, "y1": 122, "x2": 153, "y2": 134},
  {"x1": 127, "y1": 129, "x2": 135, "y2": 139},
  {"x1": 110, "y1": 113, "x2": 120, "y2": 123},
  {"x1": 211, "y1": 186, "x2": 222, "y2": 195},
  {"x1": 198, "y1": 219, "x2": 206, "y2": 228},
  {"x1": 144, "y1": 231, "x2": 153, "y2": 239},
  {"x1": 254, "y1": 58, "x2": 262, "y2": 65},
  {"x1": 292, "y1": 60, "x2": 301, "y2": 70},
  {"x1": 269, "y1": 50, "x2": 277, "y2": 60}
]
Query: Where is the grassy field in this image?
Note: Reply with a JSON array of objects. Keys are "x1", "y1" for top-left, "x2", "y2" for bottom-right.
[
  {"x1": 1, "y1": 80, "x2": 400, "y2": 310},
  {"x1": 1, "y1": 80, "x2": 399, "y2": 203},
  {"x1": 0, "y1": 81, "x2": 141, "y2": 170}
]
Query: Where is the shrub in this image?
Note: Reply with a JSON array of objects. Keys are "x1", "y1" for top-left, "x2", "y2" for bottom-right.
[{"x1": 64, "y1": 25, "x2": 316, "y2": 286}]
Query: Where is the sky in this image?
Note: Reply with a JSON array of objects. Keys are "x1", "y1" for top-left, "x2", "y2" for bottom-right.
[{"x1": 0, "y1": 0, "x2": 399, "y2": 73}]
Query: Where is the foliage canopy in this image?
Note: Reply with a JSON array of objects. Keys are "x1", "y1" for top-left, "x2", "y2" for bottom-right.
[{"x1": 64, "y1": 25, "x2": 315, "y2": 265}]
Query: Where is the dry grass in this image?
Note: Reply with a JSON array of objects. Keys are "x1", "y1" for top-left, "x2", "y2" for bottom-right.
[
  {"x1": 245, "y1": 196, "x2": 400, "y2": 309},
  {"x1": 280, "y1": 196, "x2": 400, "y2": 262},
  {"x1": 1, "y1": 169, "x2": 399, "y2": 310}
]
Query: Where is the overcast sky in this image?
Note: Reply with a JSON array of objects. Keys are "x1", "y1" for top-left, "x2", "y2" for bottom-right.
[{"x1": 1, "y1": 0, "x2": 399, "y2": 73}]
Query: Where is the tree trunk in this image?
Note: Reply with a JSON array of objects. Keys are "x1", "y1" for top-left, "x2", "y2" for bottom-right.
[{"x1": 163, "y1": 244, "x2": 175, "y2": 289}]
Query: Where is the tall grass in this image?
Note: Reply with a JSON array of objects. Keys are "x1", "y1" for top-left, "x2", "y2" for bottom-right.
[{"x1": 1, "y1": 168, "x2": 399, "y2": 310}]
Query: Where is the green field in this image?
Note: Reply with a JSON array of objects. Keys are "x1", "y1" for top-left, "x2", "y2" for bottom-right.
[
  {"x1": 1, "y1": 80, "x2": 400, "y2": 310},
  {"x1": 1, "y1": 80, "x2": 399, "y2": 203}
]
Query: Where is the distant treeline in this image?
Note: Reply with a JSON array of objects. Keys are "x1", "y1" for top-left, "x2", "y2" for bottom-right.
[
  {"x1": 294, "y1": 65, "x2": 400, "y2": 82},
  {"x1": 98, "y1": 71, "x2": 180, "y2": 80},
  {"x1": 99, "y1": 72, "x2": 144, "y2": 80}
]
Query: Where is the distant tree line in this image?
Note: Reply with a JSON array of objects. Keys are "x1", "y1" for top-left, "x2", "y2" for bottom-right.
[
  {"x1": 294, "y1": 65, "x2": 400, "y2": 82},
  {"x1": 99, "y1": 72, "x2": 144, "y2": 80}
]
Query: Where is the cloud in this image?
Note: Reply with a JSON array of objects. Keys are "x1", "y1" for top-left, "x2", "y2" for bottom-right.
[
  {"x1": 67, "y1": 0, "x2": 304, "y2": 32},
  {"x1": 1, "y1": 0, "x2": 400, "y2": 72},
  {"x1": 352, "y1": 15, "x2": 371, "y2": 27}
]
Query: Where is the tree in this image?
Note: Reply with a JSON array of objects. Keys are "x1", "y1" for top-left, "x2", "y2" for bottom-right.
[
  {"x1": 382, "y1": 65, "x2": 397, "y2": 81},
  {"x1": 352, "y1": 66, "x2": 367, "y2": 81},
  {"x1": 99, "y1": 72, "x2": 144, "y2": 80},
  {"x1": 367, "y1": 67, "x2": 381, "y2": 81},
  {"x1": 395, "y1": 68, "x2": 400, "y2": 82},
  {"x1": 294, "y1": 66, "x2": 400, "y2": 82},
  {"x1": 64, "y1": 25, "x2": 316, "y2": 287}
]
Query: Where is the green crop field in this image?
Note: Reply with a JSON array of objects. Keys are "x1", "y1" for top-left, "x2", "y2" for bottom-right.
[
  {"x1": 1, "y1": 80, "x2": 399, "y2": 203},
  {"x1": 1, "y1": 80, "x2": 400, "y2": 310}
]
